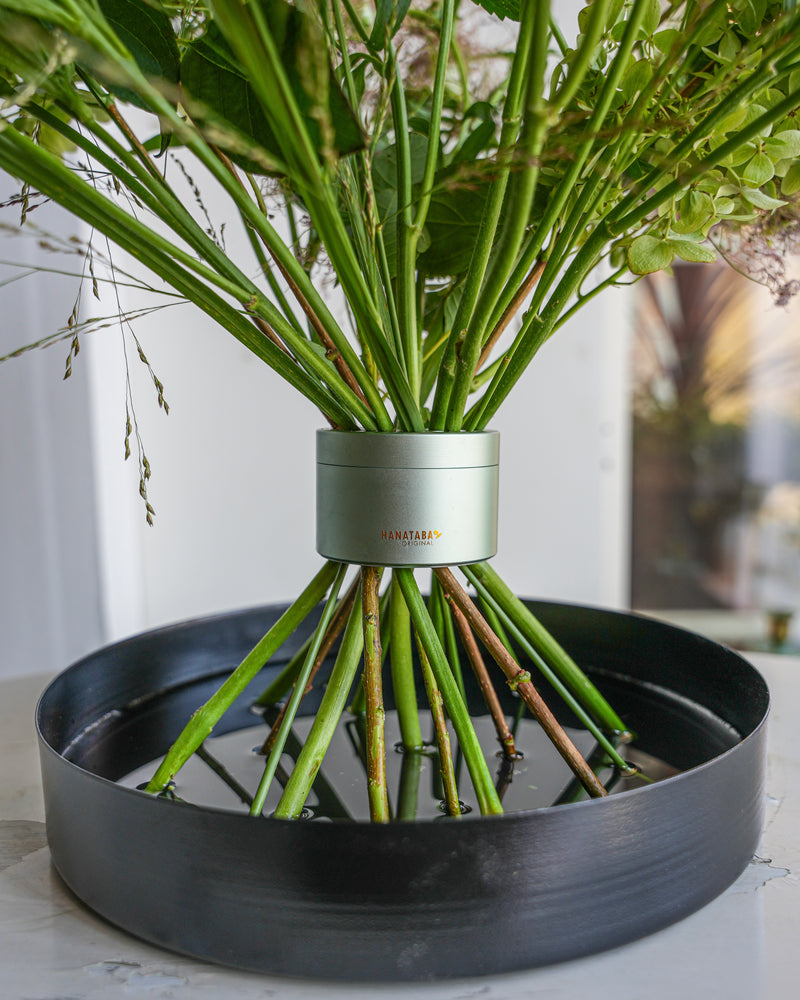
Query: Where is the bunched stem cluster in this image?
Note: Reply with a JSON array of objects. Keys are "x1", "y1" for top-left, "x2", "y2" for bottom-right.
[
  {"x1": 2, "y1": 0, "x2": 800, "y2": 820},
  {"x1": 146, "y1": 559, "x2": 629, "y2": 819}
]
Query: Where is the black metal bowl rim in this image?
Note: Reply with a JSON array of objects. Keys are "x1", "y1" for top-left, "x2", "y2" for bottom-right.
[{"x1": 35, "y1": 599, "x2": 771, "y2": 832}]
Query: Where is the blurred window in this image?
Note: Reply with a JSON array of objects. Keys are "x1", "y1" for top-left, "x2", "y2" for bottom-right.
[{"x1": 630, "y1": 255, "x2": 800, "y2": 633}]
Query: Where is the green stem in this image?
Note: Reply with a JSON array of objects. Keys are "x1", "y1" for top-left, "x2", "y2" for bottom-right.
[
  {"x1": 389, "y1": 572, "x2": 424, "y2": 750},
  {"x1": 394, "y1": 569, "x2": 503, "y2": 815},
  {"x1": 551, "y1": 265, "x2": 629, "y2": 334},
  {"x1": 211, "y1": 0, "x2": 422, "y2": 430},
  {"x1": 444, "y1": 0, "x2": 551, "y2": 430},
  {"x1": 410, "y1": 0, "x2": 455, "y2": 239},
  {"x1": 478, "y1": 0, "x2": 653, "y2": 350},
  {"x1": 395, "y1": 747, "x2": 423, "y2": 820},
  {"x1": 551, "y1": 0, "x2": 612, "y2": 112},
  {"x1": 144, "y1": 562, "x2": 341, "y2": 793},
  {"x1": 479, "y1": 597, "x2": 518, "y2": 663},
  {"x1": 273, "y1": 585, "x2": 365, "y2": 818},
  {"x1": 434, "y1": 567, "x2": 606, "y2": 798},
  {"x1": 429, "y1": 0, "x2": 538, "y2": 430},
  {"x1": 465, "y1": 224, "x2": 608, "y2": 429},
  {"x1": 388, "y1": 43, "x2": 418, "y2": 394},
  {"x1": 0, "y1": 125, "x2": 360, "y2": 428},
  {"x1": 463, "y1": 563, "x2": 627, "y2": 735},
  {"x1": 469, "y1": 575, "x2": 631, "y2": 770},
  {"x1": 249, "y1": 563, "x2": 348, "y2": 816},
  {"x1": 416, "y1": 642, "x2": 461, "y2": 817},
  {"x1": 429, "y1": 576, "x2": 467, "y2": 702},
  {"x1": 91, "y1": 14, "x2": 394, "y2": 429},
  {"x1": 254, "y1": 575, "x2": 360, "y2": 707}
]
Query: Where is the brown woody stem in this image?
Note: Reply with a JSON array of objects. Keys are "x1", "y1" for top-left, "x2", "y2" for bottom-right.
[
  {"x1": 415, "y1": 639, "x2": 462, "y2": 818},
  {"x1": 211, "y1": 147, "x2": 369, "y2": 407},
  {"x1": 251, "y1": 314, "x2": 294, "y2": 356},
  {"x1": 362, "y1": 566, "x2": 390, "y2": 822},
  {"x1": 434, "y1": 567, "x2": 607, "y2": 799},
  {"x1": 106, "y1": 101, "x2": 163, "y2": 180},
  {"x1": 476, "y1": 259, "x2": 545, "y2": 372},
  {"x1": 449, "y1": 601, "x2": 519, "y2": 761}
]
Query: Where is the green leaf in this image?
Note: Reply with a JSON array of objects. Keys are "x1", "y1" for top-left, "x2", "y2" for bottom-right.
[
  {"x1": 718, "y1": 107, "x2": 748, "y2": 134},
  {"x1": 672, "y1": 190, "x2": 715, "y2": 235},
  {"x1": 372, "y1": 134, "x2": 430, "y2": 274},
  {"x1": 765, "y1": 130, "x2": 800, "y2": 160},
  {"x1": 653, "y1": 28, "x2": 679, "y2": 54},
  {"x1": 718, "y1": 30, "x2": 741, "y2": 62},
  {"x1": 742, "y1": 151, "x2": 775, "y2": 186},
  {"x1": 369, "y1": 0, "x2": 413, "y2": 48},
  {"x1": 735, "y1": 0, "x2": 768, "y2": 35},
  {"x1": 627, "y1": 235, "x2": 675, "y2": 275},
  {"x1": 742, "y1": 103, "x2": 773, "y2": 139},
  {"x1": 180, "y1": 28, "x2": 278, "y2": 173},
  {"x1": 757, "y1": 88, "x2": 787, "y2": 111},
  {"x1": 781, "y1": 162, "x2": 800, "y2": 196},
  {"x1": 578, "y1": 0, "x2": 624, "y2": 32},
  {"x1": 419, "y1": 174, "x2": 492, "y2": 277},
  {"x1": 773, "y1": 157, "x2": 795, "y2": 179},
  {"x1": 472, "y1": 0, "x2": 521, "y2": 19},
  {"x1": 641, "y1": 0, "x2": 661, "y2": 35},
  {"x1": 622, "y1": 58, "x2": 653, "y2": 101},
  {"x1": 740, "y1": 186, "x2": 787, "y2": 210},
  {"x1": 689, "y1": 8, "x2": 726, "y2": 47},
  {"x1": 180, "y1": 4, "x2": 362, "y2": 174},
  {"x1": 97, "y1": 0, "x2": 179, "y2": 109},
  {"x1": 719, "y1": 140, "x2": 757, "y2": 167},
  {"x1": 668, "y1": 240, "x2": 716, "y2": 264}
]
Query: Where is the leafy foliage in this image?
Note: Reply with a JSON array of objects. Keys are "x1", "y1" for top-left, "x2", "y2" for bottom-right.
[
  {"x1": 0, "y1": 0, "x2": 798, "y2": 433},
  {"x1": 95, "y1": 0, "x2": 179, "y2": 108},
  {"x1": 181, "y1": 6, "x2": 363, "y2": 174}
]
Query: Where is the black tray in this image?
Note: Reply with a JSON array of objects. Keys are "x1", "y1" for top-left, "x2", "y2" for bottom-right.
[{"x1": 37, "y1": 600, "x2": 769, "y2": 981}]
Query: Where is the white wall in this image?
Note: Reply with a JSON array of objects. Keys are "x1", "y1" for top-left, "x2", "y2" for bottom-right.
[
  {"x1": 0, "y1": 201, "x2": 104, "y2": 680},
  {"x1": 491, "y1": 284, "x2": 631, "y2": 606}
]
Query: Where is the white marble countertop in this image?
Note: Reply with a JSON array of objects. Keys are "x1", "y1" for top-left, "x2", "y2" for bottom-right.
[{"x1": 2, "y1": 657, "x2": 798, "y2": 1000}]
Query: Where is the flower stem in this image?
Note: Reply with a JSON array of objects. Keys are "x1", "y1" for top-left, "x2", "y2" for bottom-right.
[
  {"x1": 144, "y1": 562, "x2": 342, "y2": 793},
  {"x1": 394, "y1": 569, "x2": 503, "y2": 815},
  {"x1": 429, "y1": 576, "x2": 467, "y2": 701},
  {"x1": 249, "y1": 564, "x2": 348, "y2": 816},
  {"x1": 434, "y1": 568, "x2": 607, "y2": 799},
  {"x1": 254, "y1": 575, "x2": 359, "y2": 712},
  {"x1": 449, "y1": 601, "x2": 518, "y2": 761},
  {"x1": 464, "y1": 568, "x2": 633, "y2": 771},
  {"x1": 463, "y1": 562, "x2": 627, "y2": 735},
  {"x1": 362, "y1": 566, "x2": 390, "y2": 823},
  {"x1": 416, "y1": 642, "x2": 461, "y2": 818},
  {"x1": 389, "y1": 573, "x2": 424, "y2": 750},
  {"x1": 395, "y1": 747, "x2": 423, "y2": 821},
  {"x1": 273, "y1": 586, "x2": 365, "y2": 819}
]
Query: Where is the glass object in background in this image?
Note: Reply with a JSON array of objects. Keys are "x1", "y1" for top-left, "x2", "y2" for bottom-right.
[{"x1": 630, "y1": 258, "x2": 800, "y2": 651}]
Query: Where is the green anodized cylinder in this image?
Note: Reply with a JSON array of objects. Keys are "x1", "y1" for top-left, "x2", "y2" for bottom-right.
[{"x1": 315, "y1": 431, "x2": 499, "y2": 567}]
